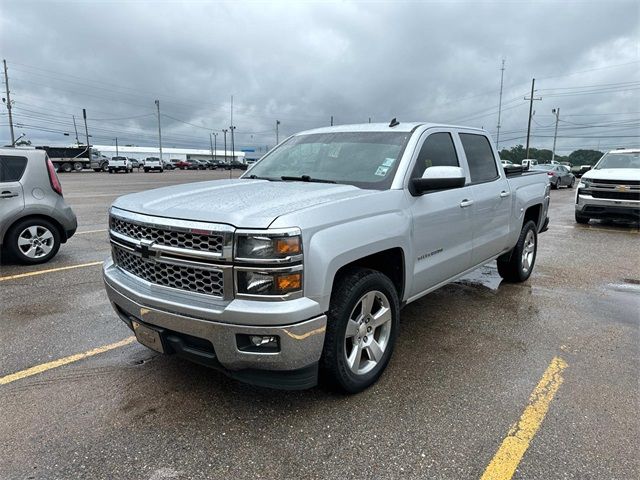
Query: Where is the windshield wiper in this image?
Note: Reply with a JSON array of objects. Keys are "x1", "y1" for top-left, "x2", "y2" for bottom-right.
[
  {"x1": 246, "y1": 174, "x2": 277, "y2": 181},
  {"x1": 281, "y1": 175, "x2": 336, "y2": 184}
]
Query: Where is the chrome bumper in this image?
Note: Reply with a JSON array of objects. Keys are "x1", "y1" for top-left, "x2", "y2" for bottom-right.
[
  {"x1": 103, "y1": 259, "x2": 326, "y2": 373},
  {"x1": 576, "y1": 192, "x2": 640, "y2": 215}
]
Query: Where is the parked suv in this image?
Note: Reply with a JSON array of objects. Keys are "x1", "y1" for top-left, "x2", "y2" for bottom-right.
[
  {"x1": 108, "y1": 156, "x2": 132, "y2": 174},
  {"x1": 575, "y1": 148, "x2": 640, "y2": 223},
  {"x1": 0, "y1": 148, "x2": 77, "y2": 264}
]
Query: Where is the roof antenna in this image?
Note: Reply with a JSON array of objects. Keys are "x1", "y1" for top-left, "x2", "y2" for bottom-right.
[{"x1": 389, "y1": 118, "x2": 400, "y2": 128}]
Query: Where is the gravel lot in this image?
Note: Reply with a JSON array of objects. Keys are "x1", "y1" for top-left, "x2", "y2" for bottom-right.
[{"x1": 1, "y1": 169, "x2": 638, "y2": 480}]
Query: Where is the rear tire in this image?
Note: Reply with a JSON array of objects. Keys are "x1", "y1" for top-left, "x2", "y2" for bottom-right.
[
  {"x1": 497, "y1": 220, "x2": 538, "y2": 283},
  {"x1": 73, "y1": 162, "x2": 83, "y2": 172},
  {"x1": 61, "y1": 163, "x2": 72, "y2": 173},
  {"x1": 575, "y1": 213, "x2": 590, "y2": 224},
  {"x1": 568, "y1": 177, "x2": 575, "y2": 188},
  {"x1": 320, "y1": 268, "x2": 400, "y2": 393},
  {"x1": 6, "y1": 218, "x2": 61, "y2": 265}
]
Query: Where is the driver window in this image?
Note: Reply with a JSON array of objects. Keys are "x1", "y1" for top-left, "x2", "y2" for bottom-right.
[{"x1": 410, "y1": 132, "x2": 459, "y2": 179}]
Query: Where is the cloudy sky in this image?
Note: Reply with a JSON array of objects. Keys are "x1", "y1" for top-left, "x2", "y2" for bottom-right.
[{"x1": 1, "y1": 0, "x2": 638, "y2": 154}]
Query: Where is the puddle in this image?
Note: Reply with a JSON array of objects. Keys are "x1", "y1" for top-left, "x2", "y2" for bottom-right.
[{"x1": 454, "y1": 264, "x2": 502, "y2": 292}]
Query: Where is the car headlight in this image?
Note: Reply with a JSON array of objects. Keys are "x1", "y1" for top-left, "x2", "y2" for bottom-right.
[
  {"x1": 578, "y1": 179, "x2": 592, "y2": 189},
  {"x1": 236, "y1": 268, "x2": 303, "y2": 296},
  {"x1": 235, "y1": 229, "x2": 302, "y2": 262}
]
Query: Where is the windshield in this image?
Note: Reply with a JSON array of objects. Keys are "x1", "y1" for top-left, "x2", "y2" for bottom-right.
[
  {"x1": 245, "y1": 131, "x2": 411, "y2": 189},
  {"x1": 595, "y1": 152, "x2": 640, "y2": 169},
  {"x1": 532, "y1": 164, "x2": 554, "y2": 171}
]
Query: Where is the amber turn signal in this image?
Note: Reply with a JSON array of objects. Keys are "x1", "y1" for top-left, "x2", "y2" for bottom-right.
[
  {"x1": 276, "y1": 273, "x2": 302, "y2": 292},
  {"x1": 275, "y1": 237, "x2": 301, "y2": 255}
]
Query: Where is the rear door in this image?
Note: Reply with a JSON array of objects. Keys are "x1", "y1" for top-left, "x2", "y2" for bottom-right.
[
  {"x1": 457, "y1": 132, "x2": 511, "y2": 265},
  {"x1": 407, "y1": 130, "x2": 475, "y2": 297},
  {"x1": 0, "y1": 154, "x2": 27, "y2": 221}
]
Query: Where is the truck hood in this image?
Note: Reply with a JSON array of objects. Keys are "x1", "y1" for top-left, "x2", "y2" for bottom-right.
[
  {"x1": 111, "y1": 179, "x2": 376, "y2": 228},
  {"x1": 582, "y1": 168, "x2": 640, "y2": 181}
]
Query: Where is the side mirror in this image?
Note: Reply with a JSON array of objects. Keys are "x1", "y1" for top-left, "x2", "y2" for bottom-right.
[{"x1": 410, "y1": 166, "x2": 466, "y2": 196}]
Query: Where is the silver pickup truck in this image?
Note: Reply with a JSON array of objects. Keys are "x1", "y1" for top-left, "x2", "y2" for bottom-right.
[{"x1": 103, "y1": 122, "x2": 550, "y2": 392}]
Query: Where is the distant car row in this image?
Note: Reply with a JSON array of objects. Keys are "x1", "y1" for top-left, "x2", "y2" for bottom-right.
[
  {"x1": 104, "y1": 156, "x2": 249, "y2": 173},
  {"x1": 501, "y1": 158, "x2": 593, "y2": 177}
]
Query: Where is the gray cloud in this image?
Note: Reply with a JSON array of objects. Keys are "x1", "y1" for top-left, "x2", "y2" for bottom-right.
[{"x1": 1, "y1": 0, "x2": 638, "y2": 154}]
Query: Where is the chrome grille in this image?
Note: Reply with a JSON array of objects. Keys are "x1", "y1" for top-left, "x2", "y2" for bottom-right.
[
  {"x1": 112, "y1": 246, "x2": 224, "y2": 297},
  {"x1": 110, "y1": 216, "x2": 223, "y2": 253}
]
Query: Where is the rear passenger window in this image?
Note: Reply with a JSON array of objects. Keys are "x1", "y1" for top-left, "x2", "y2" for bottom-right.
[
  {"x1": 410, "y1": 132, "x2": 459, "y2": 179},
  {"x1": 0, "y1": 156, "x2": 28, "y2": 182},
  {"x1": 459, "y1": 133, "x2": 499, "y2": 183}
]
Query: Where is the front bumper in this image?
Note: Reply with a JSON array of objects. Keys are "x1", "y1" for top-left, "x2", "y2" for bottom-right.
[
  {"x1": 576, "y1": 192, "x2": 640, "y2": 220},
  {"x1": 103, "y1": 259, "x2": 327, "y2": 389}
]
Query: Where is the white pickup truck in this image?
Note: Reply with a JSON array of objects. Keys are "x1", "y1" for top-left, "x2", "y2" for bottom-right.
[
  {"x1": 108, "y1": 156, "x2": 132, "y2": 174},
  {"x1": 103, "y1": 122, "x2": 550, "y2": 392},
  {"x1": 143, "y1": 157, "x2": 164, "y2": 173},
  {"x1": 575, "y1": 148, "x2": 640, "y2": 224}
]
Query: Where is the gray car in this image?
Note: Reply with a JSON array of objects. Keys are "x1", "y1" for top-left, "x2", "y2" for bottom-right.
[
  {"x1": 0, "y1": 148, "x2": 77, "y2": 264},
  {"x1": 532, "y1": 164, "x2": 575, "y2": 189}
]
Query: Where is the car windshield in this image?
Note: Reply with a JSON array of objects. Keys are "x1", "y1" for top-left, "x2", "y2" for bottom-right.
[
  {"x1": 595, "y1": 152, "x2": 640, "y2": 169},
  {"x1": 245, "y1": 131, "x2": 411, "y2": 189}
]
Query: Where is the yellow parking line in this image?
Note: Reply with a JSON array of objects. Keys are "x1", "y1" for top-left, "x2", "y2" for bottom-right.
[
  {"x1": 76, "y1": 228, "x2": 107, "y2": 235},
  {"x1": 0, "y1": 261, "x2": 103, "y2": 282},
  {"x1": 480, "y1": 356, "x2": 568, "y2": 480},
  {"x1": 0, "y1": 336, "x2": 136, "y2": 385}
]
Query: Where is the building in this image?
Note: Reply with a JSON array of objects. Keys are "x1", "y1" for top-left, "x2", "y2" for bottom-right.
[{"x1": 94, "y1": 145, "x2": 246, "y2": 163}]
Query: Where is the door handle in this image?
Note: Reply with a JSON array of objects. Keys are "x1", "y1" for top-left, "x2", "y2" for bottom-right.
[
  {"x1": 499, "y1": 191, "x2": 511, "y2": 198},
  {"x1": 459, "y1": 199, "x2": 474, "y2": 208},
  {"x1": 0, "y1": 191, "x2": 18, "y2": 198}
]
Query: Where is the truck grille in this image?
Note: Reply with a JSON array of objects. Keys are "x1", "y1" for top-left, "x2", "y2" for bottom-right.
[
  {"x1": 590, "y1": 190, "x2": 640, "y2": 201},
  {"x1": 590, "y1": 178, "x2": 640, "y2": 186},
  {"x1": 112, "y1": 246, "x2": 224, "y2": 297},
  {"x1": 110, "y1": 216, "x2": 223, "y2": 253}
]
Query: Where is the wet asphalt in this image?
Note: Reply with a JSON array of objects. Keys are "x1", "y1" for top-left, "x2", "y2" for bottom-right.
[{"x1": 0, "y1": 170, "x2": 638, "y2": 480}]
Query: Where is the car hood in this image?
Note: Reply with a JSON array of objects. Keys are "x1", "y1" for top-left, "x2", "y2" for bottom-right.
[
  {"x1": 582, "y1": 168, "x2": 640, "y2": 181},
  {"x1": 111, "y1": 179, "x2": 376, "y2": 228}
]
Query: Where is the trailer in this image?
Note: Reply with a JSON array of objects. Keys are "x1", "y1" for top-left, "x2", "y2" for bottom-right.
[{"x1": 35, "y1": 145, "x2": 99, "y2": 172}]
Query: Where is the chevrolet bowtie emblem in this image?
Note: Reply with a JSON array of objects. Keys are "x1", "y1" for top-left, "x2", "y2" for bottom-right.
[
  {"x1": 615, "y1": 185, "x2": 630, "y2": 192},
  {"x1": 135, "y1": 239, "x2": 154, "y2": 259}
]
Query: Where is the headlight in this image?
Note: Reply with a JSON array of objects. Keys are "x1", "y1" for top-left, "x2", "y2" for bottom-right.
[
  {"x1": 235, "y1": 229, "x2": 302, "y2": 262},
  {"x1": 578, "y1": 179, "x2": 592, "y2": 189},
  {"x1": 236, "y1": 268, "x2": 303, "y2": 297}
]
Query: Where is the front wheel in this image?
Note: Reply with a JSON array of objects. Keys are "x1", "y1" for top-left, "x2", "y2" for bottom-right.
[
  {"x1": 497, "y1": 220, "x2": 538, "y2": 283},
  {"x1": 320, "y1": 268, "x2": 400, "y2": 393},
  {"x1": 551, "y1": 179, "x2": 559, "y2": 189},
  {"x1": 575, "y1": 212, "x2": 590, "y2": 224},
  {"x1": 568, "y1": 177, "x2": 575, "y2": 188}
]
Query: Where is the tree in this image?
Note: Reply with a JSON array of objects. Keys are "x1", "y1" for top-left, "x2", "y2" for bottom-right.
[{"x1": 568, "y1": 149, "x2": 604, "y2": 166}]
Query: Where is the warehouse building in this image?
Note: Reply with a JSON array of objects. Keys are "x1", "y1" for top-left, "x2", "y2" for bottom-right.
[{"x1": 94, "y1": 145, "x2": 246, "y2": 163}]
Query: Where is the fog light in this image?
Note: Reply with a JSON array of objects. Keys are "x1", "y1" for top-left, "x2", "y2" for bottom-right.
[{"x1": 237, "y1": 334, "x2": 280, "y2": 353}]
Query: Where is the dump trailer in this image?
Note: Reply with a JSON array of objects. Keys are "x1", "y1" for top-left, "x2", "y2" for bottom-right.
[{"x1": 35, "y1": 146, "x2": 92, "y2": 173}]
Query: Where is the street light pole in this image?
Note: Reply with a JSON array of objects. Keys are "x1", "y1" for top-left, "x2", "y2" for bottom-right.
[
  {"x1": 212, "y1": 132, "x2": 218, "y2": 162},
  {"x1": 155, "y1": 100, "x2": 163, "y2": 162},
  {"x1": 230, "y1": 125, "x2": 236, "y2": 162},
  {"x1": 72, "y1": 115, "x2": 80, "y2": 146},
  {"x1": 115, "y1": 137, "x2": 119, "y2": 156},
  {"x1": 209, "y1": 133, "x2": 214, "y2": 163},
  {"x1": 276, "y1": 120, "x2": 280, "y2": 144},
  {"x1": 551, "y1": 108, "x2": 560, "y2": 162},
  {"x1": 82, "y1": 108, "x2": 90, "y2": 152},
  {"x1": 222, "y1": 129, "x2": 228, "y2": 165}
]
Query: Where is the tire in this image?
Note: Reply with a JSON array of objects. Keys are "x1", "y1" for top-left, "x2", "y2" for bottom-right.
[
  {"x1": 61, "y1": 163, "x2": 72, "y2": 173},
  {"x1": 144, "y1": 168, "x2": 149, "y2": 173},
  {"x1": 497, "y1": 220, "x2": 538, "y2": 283},
  {"x1": 101, "y1": 162, "x2": 109, "y2": 172},
  {"x1": 5, "y1": 218, "x2": 61, "y2": 265},
  {"x1": 575, "y1": 212, "x2": 590, "y2": 224},
  {"x1": 160, "y1": 168, "x2": 164, "y2": 173},
  {"x1": 93, "y1": 168, "x2": 101, "y2": 172},
  {"x1": 108, "y1": 169, "x2": 113, "y2": 174},
  {"x1": 320, "y1": 268, "x2": 400, "y2": 393},
  {"x1": 568, "y1": 177, "x2": 575, "y2": 188},
  {"x1": 73, "y1": 162, "x2": 83, "y2": 172},
  {"x1": 551, "y1": 179, "x2": 559, "y2": 189}
]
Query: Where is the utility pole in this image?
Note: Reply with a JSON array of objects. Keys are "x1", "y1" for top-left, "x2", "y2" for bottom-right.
[
  {"x1": 276, "y1": 120, "x2": 280, "y2": 144},
  {"x1": 115, "y1": 137, "x2": 119, "y2": 156},
  {"x1": 330, "y1": 115, "x2": 334, "y2": 126},
  {"x1": 209, "y1": 133, "x2": 214, "y2": 163},
  {"x1": 524, "y1": 78, "x2": 542, "y2": 159},
  {"x1": 212, "y1": 132, "x2": 218, "y2": 161},
  {"x1": 222, "y1": 128, "x2": 228, "y2": 165},
  {"x1": 229, "y1": 125, "x2": 236, "y2": 179},
  {"x1": 3, "y1": 59, "x2": 15, "y2": 145},
  {"x1": 72, "y1": 115, "x2": 80, "y2": 145},
  {"x1": 155, "y1": 100, "x2": 163, "y2": 162},
  {"x1": 368, "y1": 117, "x2": 371, "y2": 123},
  {"x1": 496, "y1": 58, "x2": 506, "y2": 150},
  {"x1": 551, "y1": 108, "x2": 560, "y2": 161},
  {"x1": 82, "y1": 108, "x2": 90, "y2": 152}
]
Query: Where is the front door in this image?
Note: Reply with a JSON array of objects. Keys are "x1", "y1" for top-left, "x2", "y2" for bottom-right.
[
  {"x1": 0, "y1": 155, "x2": 27, "y2": 224},
  {"x1": 408, "y1": 131, "x2": 474, "y2": 297}
]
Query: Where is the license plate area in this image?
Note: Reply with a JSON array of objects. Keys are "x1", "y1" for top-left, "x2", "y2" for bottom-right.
[{"x1": 132, "y1": 320, "x2": 165, "y2": 353}]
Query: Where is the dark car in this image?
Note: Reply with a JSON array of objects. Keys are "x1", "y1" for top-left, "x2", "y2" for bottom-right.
[
  {"x1": 532, "y1": 164, "x2": 575, "y2": 189},
  {"x1": 191, "y1": 160, "x2": 208, "y2": 170}
]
